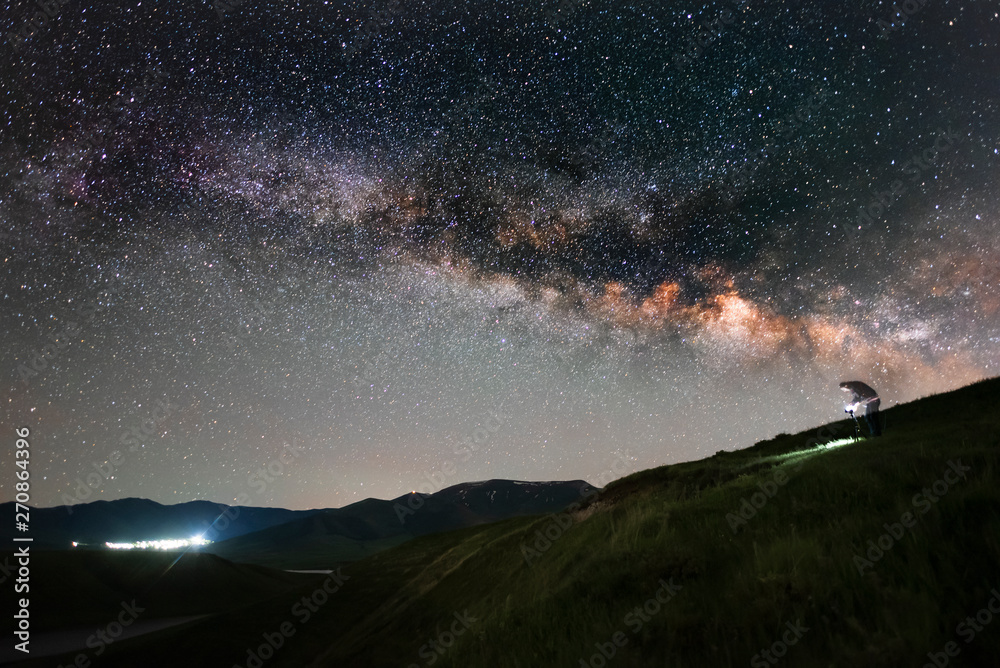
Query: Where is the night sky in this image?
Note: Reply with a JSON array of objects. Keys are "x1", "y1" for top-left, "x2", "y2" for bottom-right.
[{"x1": 1, "y1": 0, "x2": 997, "y2": 510}]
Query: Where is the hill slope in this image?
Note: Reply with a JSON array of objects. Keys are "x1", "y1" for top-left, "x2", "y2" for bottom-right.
[{"x1": 24, "y1": 376, "x2": 1000, "y2": 668}]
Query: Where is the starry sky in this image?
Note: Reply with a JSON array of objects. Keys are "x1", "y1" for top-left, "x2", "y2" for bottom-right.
[{"x1": 1, "y1": 0, "x2": 998, "y2": 510}]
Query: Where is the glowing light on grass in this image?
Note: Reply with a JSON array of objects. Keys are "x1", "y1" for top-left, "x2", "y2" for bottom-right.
[
  {"x1": 817, "y1": 437, "x2": 857, "y2": 450},
  {"x1": 778, "y1": 437, "x2": 860, "y2": 462},
  {"x1": 745, "y1": 437, "x2": 863, "y2": 470}
]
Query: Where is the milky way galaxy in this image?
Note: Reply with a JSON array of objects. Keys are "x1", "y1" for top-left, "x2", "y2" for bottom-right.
[{"x1": 1, "y1": 0, "x2": 998, "y2": 509}]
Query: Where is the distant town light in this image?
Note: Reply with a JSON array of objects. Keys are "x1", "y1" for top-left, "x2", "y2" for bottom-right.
[{"x1": 102, "y1": 536, "x2": 213, "y2": 550}]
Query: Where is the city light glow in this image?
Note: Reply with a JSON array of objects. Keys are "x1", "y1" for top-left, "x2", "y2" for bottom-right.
[{"x1": 102, "y1": 535, "x2": 212, "y2": 550}]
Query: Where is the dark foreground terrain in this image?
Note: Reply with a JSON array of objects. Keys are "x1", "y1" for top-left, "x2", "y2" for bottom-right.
[{"x1": 7, "y1": 376, "x2": 1000, "y2": 667}]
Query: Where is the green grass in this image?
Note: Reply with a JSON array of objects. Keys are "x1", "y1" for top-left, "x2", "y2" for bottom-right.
[{"x1": 27, "y1": 376, "x2": 1000, "y2": 667}]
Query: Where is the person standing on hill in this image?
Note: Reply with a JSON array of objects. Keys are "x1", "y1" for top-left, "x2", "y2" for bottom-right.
[{"x1": 840, "y1": 381, "x2": 882, "y2": 437}]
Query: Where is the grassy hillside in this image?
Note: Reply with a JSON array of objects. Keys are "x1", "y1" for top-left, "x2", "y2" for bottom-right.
[{"x1": 28, "y1": 376, "x2": 1000, "y2": 667}]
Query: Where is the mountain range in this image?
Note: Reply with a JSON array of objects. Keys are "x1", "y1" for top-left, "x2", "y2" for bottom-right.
[{"x1": 1, "y1": 479, "x2": 596, "y2": 567}]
